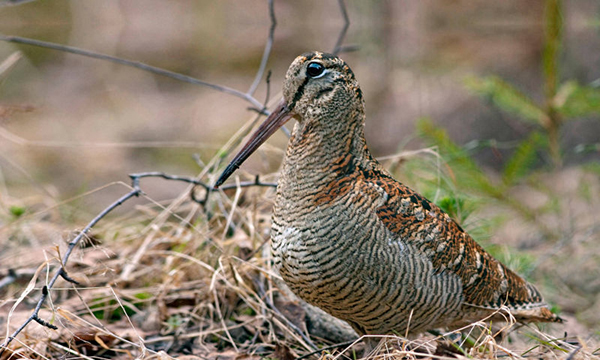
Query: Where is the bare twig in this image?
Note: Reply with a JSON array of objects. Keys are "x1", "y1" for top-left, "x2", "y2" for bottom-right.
[
  {"x1": 129, "y1": 171, "x2": 208, "y2": 189},
  {"x1": 565, "y1": 345, "x2": 582, "y2": 360},
  {"x1": 253, "y1": 277, "x2": 318, "y2": 351},
  {"x1": 248, "y1": 0, "x2": 276, "y2": 96},
  {"x1": 202, "y1": 174, "x2": 278, "y2": 206},
  {"x1": 263, "y1": 70, "x2": 273, "y2": 115},
  {"x1": 217, "y1": 174, "x2": 277, "y2": 192},
  {"x1": 332, "y1": 0, "x2": 350, "y2": 55},
  {"x1": 0, "y1": 35, "x2": 267, "y2": 114},
  {"x1": 129, "y1": 171, "x2": 276, "y2": 207},
  {"x1": 0, "y1": 0, "x2": 37, "y2": 7}
]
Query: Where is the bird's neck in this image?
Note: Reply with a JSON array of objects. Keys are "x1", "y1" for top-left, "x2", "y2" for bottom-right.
[{"x1": 282, "y1": 111, "x2": 371, "y2": 177}]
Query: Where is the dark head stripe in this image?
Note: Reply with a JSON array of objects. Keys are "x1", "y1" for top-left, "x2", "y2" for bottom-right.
[
  {"x1": 289, "y1": 52, "x2": 324, "y2": 110},
  {"x1": 289, "y1": 76, "x2": 310, "y2": 110}
]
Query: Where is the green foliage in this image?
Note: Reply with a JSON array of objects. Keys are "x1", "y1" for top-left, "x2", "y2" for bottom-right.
[
  {"x1": 464, "y1": 76, "x2": 547, "y2": 126},
  {"x1": 239, "y1": 306, "x2": 256, "y2": 316},
  {"x1": 393, "y1": 147, "x2": 478, "y2": 226},
  {"x1": 171, "y1": 243, "x2": 187, "y2": 253},
  {"x1": 523, "y1": 332, "x2": 569, "y2": 353},
  {"x1": 9, "y1": 205, "x2": 25, "y2": 218},
  {"x1": 555, "y1": 81, "x2": 600, "y2": 118},
  {"x1": 416, "y1": 118, "x2": 553, "y2": 235},
  {"x1": 90, "y1": 297, "x2": 140, "y2": 322},
  {"x1": 464, "y1": 72, "x2": 600, "y2": 129},
  {"x1": 502, "y1": 132, "x2": 545, "y2": 186},
  {"x1": 437, "y1": 196, "x2": 468, "y2": 221},
  {"x1": 485, "y1": 244, "x2": 537, "y2": 276},
  {"x1": 417, "y1": 118, "x2": 501, "y2": 198},
  {"x1": 166, "y1": 314, "x2": 184, "y2": 329},
  {"x1": 217, "y1": 148, "x2": 229, "y2": 159},
  {"x1": 583, "y1": 162, "x2": 600, "y2": 176},
  {"x1": 134, "y1": 291, "x2": 153, "y2": 300},
  {"x1": 577, "y1": 178, "x2": 593, "y2": 203},
  {"x1": 464, "y1": 0, "x2": 599, "y2": 170}
]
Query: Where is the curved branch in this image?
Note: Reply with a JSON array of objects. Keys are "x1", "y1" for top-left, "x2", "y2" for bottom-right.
[
  {"x1": 332, "y1": 0, "x2": 350, "y2": 55},
  {"x1": 0, "y1": 35, "x2": 266, "y2": 112},
  {"x1": 247, "y1": 0, "x2": 276, "y2": 96}
]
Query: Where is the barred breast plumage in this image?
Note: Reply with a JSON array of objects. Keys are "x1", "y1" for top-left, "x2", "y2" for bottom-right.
[{"x1": 216, "y1": 51, "x2": 561, "y2": 338}]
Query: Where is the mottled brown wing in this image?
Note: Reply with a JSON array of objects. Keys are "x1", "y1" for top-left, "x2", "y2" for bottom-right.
[{"x1": 363, "y1": 166, "x2": 545, "y2": 312}]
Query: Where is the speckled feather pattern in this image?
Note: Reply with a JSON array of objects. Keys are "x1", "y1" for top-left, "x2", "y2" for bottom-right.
[{"x1": 268, "y1": 52, "x2": 561, "y2": 336}]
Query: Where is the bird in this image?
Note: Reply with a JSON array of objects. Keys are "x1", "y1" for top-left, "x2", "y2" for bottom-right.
[{"x1": 215, "y1": 51, "x2": 561, "y2": 341}]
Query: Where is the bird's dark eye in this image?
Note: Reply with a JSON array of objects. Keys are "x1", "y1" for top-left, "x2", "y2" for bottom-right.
[{"x1": 306, "y1": 62, "x2": 325, "y2": 78}]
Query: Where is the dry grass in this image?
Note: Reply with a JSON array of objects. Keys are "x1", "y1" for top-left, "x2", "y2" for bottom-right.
[{"x1": 1, "y1": 139, "x2": 599, "y2": 359}]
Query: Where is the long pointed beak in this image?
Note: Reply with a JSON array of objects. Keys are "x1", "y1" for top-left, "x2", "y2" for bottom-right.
[{"x1": 215, "y1": 99, "x2": 293, "y2": 188}]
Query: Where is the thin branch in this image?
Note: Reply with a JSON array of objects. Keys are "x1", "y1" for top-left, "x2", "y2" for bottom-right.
[
  {"x1": 0, "y1": 0, "x2": 38, "y2": 7},
  {"x1": 0, "y1": 35, "x2": 266, "y2": 113},
  {"x1": 254, "y1": 278, "x2": 318, "y2": 351},
  {"x1": 197, "y1": 174, "x2": 277, "y2": 206},
  {"x1": 332, "y1": 0, "x2": 350, "y2": 55},
  {"x1": 129, "y1": 172, "x2": 276, "y2": 205},
  {"x1": 129, "y1": 172, "x2": 276, "y2": 225},
  {"x1": 565, "y1": 345, "x2": 582, "y2": 360},
  {"x1": 58, "y1": 270, "x2": 80, "y2": 285},
  {"x1": 268, "y1": 302, "x2": 317, "y2": 350},
  {"x1": 264, "y1": 70, "x2": 273, "y2": 114},
  {"x1": 247, "y1": 0, "x2": 276, "y2": 96},
  {"x1": 219, "y1": 174, "x2": 277, "y2": 191},
  {"x1": 129, "y1": 171, "x2": 208, "y2": 189}
]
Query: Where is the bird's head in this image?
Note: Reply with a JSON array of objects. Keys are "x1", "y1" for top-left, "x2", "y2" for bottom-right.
[
  {"x1": 215, "y1": 52, "x2": 363, "y2": 187},
  {"x1": 282, "y1": 51, "x2": 363, "y2": 122}
]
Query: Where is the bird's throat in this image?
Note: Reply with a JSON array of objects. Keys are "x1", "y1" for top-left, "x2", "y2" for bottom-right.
[{"x1": 282, "y1": 115, "x2": 368, "y2": 182}]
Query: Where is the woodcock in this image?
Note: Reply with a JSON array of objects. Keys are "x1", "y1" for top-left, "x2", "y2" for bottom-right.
[{"x1": 216, "y1": 52, "x2": 561, "y2": 338}]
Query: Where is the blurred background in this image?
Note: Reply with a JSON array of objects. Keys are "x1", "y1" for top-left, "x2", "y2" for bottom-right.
[
  {"x1": 1, "y1": 0, "x2": 599, "y2": 334},
  {"x1": 1, "y1": 0, "x2": 598, "y2": 199}
]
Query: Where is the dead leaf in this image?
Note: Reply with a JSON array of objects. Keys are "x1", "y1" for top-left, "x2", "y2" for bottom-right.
[{"x1": 274, "y1": 343, "x2": 296, "y2": 360}]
